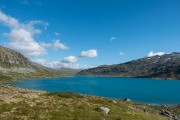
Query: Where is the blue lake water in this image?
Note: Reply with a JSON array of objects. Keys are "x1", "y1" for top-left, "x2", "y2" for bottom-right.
[{"x1": 10, "y1": 76, "x2": 180, "y2": 105}]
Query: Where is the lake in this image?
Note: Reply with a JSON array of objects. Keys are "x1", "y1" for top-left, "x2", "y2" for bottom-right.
[{"x1": 10, "y1": 76, "x2": 180, "y2": 105}]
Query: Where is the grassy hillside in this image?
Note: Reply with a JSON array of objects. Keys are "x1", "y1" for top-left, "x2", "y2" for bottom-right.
[
  {"x1": 1, "y1": 85, "x2": 179, "y2": 120},
  {"x1": 0, "y1": 73, "x2": 13, "y2": 82}
]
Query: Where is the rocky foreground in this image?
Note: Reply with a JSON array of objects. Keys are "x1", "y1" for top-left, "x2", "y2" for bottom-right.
[{"x1": 0, "y1": 84, "x2": 180, "y2": 120}]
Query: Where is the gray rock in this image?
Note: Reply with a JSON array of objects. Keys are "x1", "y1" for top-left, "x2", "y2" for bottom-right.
[
  {"x1": 123, "y1": 98, "x2": 131, "y2": 102},
  {"x1": 100, "y1": 107, "x2": 110, "y2": 115},
  {"x1": 161, "y1": 104, "x2": 169, "y2": 107},
  {"x1": 160, "y1": 110, "x2": 172, "y2": 118},
  {"x1": 10, "y1": 67, "x2": 36, "y2": 73},
  {"x1": 174, "y1": 116, "x2": 180, "y2": 120},
  {"x1": 109, "y1": 100, "x2": 117, "y2": 104},
  {"x1": 176, "y1": 104, "x2": 180, "y2": 108}
]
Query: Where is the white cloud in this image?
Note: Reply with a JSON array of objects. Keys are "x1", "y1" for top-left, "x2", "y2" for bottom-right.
[
  {"x1": 80, "y1": 49, "x2": 97, "y2": 58},
  {"x1": 80, "y1": 65, "x2": 97, "y2": 69},
  {"x1": 0, "y1": 11, "x2": 19, "y2": 28},
  {"x1": 34, "y1": 58, "x2": 48, "y2": 65},
  {"x1": 0, "y1": 11, "x2": 47, "y2": 57},
  {"x1": 147, "y1": 51, "x2": 166, "y2": 57},
  {"x1": 0, "y1": 11, "x2": 68, "y2": 58},
  {"x1": 34, "y1": 56, "x2": 78, "y2": 69},
  {"x1": 34, "y1": 58, "x2": 96, "y2": 69},
  {"x1": 61, "y1": 56, "x2": 78, "y2": 63},
  {"x1": 119, "y1": 52, "x2": 125, "y2": 56},
  {"x1": 110, "y1": 37, "x2": 117, "y2": 41},
  {"x1": 7, "y1": 28, "x2": 46, "y2": 57},
  {"x1": 53, "y1": 40, "x2": 68, "y2": 50},
  {"x1": 40, "y1": 40, "x2": 68, "y2": 50},
  {"x1": 54, "y1": 32, "x2": 60, "y2": 36},
  {"x1": 40, "y1": 42, "x2": 52, "y2": 49},
  {"x1": 34, "y1": 50, "x2": 97, "y2": 68}
]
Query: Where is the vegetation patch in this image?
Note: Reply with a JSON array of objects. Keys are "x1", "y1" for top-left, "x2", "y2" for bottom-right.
[{"x1": 47, "y1": 92, "x2": 85, "y2": 98}]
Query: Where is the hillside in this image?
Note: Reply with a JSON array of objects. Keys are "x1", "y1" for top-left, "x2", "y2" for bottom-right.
[
  {"x1": 58, "y1": 67, "x2": 81, "y2": 76},
  {"x1": 0, "y1": 45, "x2": 76, "y2": 80},
  {"x1": 78, "y1": 52, "x2": 180, "y2": 80},
  {"x1": 1, "y1": 84, "x2": 179, "y2": 120}
]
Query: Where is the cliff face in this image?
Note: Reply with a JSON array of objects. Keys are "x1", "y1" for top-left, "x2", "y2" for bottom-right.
[{"x1": 78, "y1": 52, "x2": 180, "y2": 80}]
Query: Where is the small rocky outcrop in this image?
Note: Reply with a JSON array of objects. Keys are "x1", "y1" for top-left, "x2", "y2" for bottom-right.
[
  {"x1": 108, "y1": 100, "x2": 117, "y2": 104},
  {"x1": 95, "y1": 107, "x2": 110, "y2": 115},
  {"x1": 160, "y1": 110, "x2": 180, "y2": 120},
  {"x1": 123, "y1": 98, "x2": 131, "y2": 102},
  {"x1": 100, "y1": 107, "x2": 110, "y2": 115}
]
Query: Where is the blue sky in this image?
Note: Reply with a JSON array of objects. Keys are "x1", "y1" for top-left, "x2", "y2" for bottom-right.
[{"x1": 0, "y1": 0, "x2": 180, "y2": 68}]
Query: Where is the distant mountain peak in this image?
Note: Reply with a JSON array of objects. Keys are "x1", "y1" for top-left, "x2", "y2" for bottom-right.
[{"x1": 78, "y1": 52, "x2": 180, "y2": 80}]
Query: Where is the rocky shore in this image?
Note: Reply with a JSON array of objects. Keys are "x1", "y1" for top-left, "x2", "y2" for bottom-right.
[
  {"x1": 0, "y1": 83, "x2": 179, "y2": 120},
  {"x1": 0, "y1": 84, "x2": 46, "y2": 104}
]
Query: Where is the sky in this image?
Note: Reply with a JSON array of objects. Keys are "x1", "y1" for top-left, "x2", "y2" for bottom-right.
[{"x1": 0, "y1": 0, "x2": 180, "y2": 69}]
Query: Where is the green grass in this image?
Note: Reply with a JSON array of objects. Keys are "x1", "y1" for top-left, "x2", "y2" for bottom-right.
[
  {"x1": 0, "y1": 74, "x2": 176, "y2": 120},
  {"x1": 47, "y1": 92, "x2": 85, "y2": 98},
  {"x1": 0, "y1": 73, "x2": 13, "y2": 82},
  {"x1": 0, "y1": 91, "x2": 168, "y2": 120},
  {"x1": 41, "y1": 93, "x2": 169, "y2": 120}
]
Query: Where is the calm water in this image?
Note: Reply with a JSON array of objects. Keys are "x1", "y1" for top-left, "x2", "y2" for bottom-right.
[{"x1": 10, "y1": 76, "x2": 180, "y2": 105}]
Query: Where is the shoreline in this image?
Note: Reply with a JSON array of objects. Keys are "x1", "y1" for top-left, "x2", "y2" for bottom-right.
[
  {"x1": 5, "y1": 80, "x2": 180, "y2": 107},
  {"x1": 76, "y1": 75, "x2": 180, "y2": 81},
  {"x1": 0, "y1": 81, "x2": 180, "y2": 119}
]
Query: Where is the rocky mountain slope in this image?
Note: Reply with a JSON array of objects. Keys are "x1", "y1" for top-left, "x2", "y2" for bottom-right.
[
  {"x1": 0, "y1": 45, "x2": 73, "y2": 79},
  {"x1": 78, "y1": 52, "x2": 180, "y2": 80}
]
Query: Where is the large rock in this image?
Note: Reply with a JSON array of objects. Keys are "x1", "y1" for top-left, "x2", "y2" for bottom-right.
[
  {"x1": 95, "y1": 107, "x2": 110, "y2": 115},
  {"x1": 160, "y1": 110, "x2": 172, "y2": 118},
  {"x1": 123, "y1": 98, "x2": 131, "y2": 102},
  {"x1": 108, "y1": 100, "x2": 117, "y2": 104},
  {"x1": 100, "y1": 107, "x2": 110, "y2": 115}
]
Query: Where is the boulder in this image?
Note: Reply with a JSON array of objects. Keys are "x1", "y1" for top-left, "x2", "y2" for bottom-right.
[
  {"x1": 160, "y1": 110, "x2": 172, "y2": 118},
  {"x1": 100, "y1": 107, "x2": 110, "y2": 115},
  {"x1": 123, "y1": 98, "x2": 131, "y2": 102},
  {"x1": 108, "y1": 100, "x2": 117, "y2": 104},
  {"x1": 95, "y1": 107, "x2": 110, "y2": 115}
]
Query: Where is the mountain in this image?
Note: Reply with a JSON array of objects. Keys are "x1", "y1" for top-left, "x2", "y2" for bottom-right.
[
  {"x1": 58, "y1": 67, "x2": 81, "y2": 76},
  {"x1": 0, "y1": 45, "x2": 69, "y2": 80},
  {"x1": 78, "y1": 52, "x2": 180, "y2": 80}
]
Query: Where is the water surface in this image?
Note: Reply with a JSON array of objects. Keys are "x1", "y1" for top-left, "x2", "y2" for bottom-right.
[{"x1": 10, "y1": 76, "x2": 180, "y2": 105}]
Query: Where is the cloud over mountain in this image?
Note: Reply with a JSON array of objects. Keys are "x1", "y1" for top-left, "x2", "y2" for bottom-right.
[
  {"x1": 34, "y1": 56, "x2": 78, "y2": 69},
  {"x1": 40, "y1": 40, "x2": 68, "y2": 50},
  {"x1": 62, "y1": 56, "x2": 78, "y2": 63},
  {"x1": 80, "y1": 49, "x2": 97, "y2": 58},
  {"x1": 0, "y1": 10, "x2": 97, "y2": 69},
  {"x1": 147, "y1": 51, "x2": 166, "y2": 57},
  {"x1": 0, "y1": 11, "x2": 68, "y2": 58}
]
